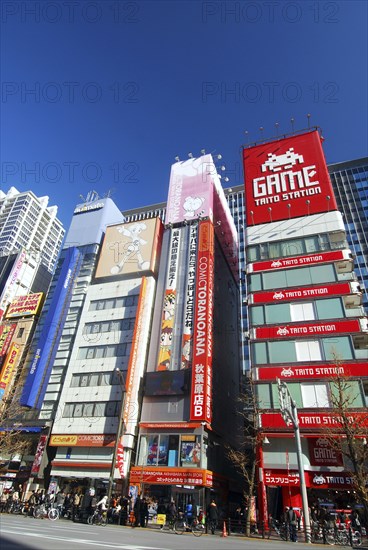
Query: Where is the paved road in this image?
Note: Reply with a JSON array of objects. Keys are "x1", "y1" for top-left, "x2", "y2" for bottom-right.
[{"x1": 0, "y1": 514, "x2": 326, "y2": 550}]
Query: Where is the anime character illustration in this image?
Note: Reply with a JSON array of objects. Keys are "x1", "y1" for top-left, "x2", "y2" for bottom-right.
[
  {"x1": 183, "y1": 196, "x2": 205, "y2": 218},
  {"x1": 181, "y1": 337, "x2": 192, "y2": 369},
  {"x1": 157, "y1": 326, "x2": 173, "y2": 371},
  {"x1": 110, "y1": 223, "x2": 150, "y2": 274},
  {"x1": 163, "y1": 292, "x2": 175, "y2": 321}
]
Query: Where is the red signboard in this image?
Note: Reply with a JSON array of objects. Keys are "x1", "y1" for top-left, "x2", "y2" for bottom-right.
[
  {"x1": 189, "y1": 221, "x2": 214, "y2": 423},
  {"x1": 260, "y1": 412, "x2": 368, "y2": 430},
  {"x1": 264, "y1": 469, "x2": 300, "y2": 486},
  {"x1": 248, "y1": 249, "x2": 351, "y2": 274},
  {"x1": 0, "y1": 324, "x2": 16, "y2": 356},
  {"x1": 256, "y1": 362, "x2": 368, "y2": 381},
  {"x1": 305, "y1": 470, "x2": 354, "y2": 489},
  {"x1": 117, "y1": 440, "x2": 124, "y2": 478},
  {"x1": 262, "y1": 468, "x2": 354, "y2": 489},
  {"x1": 308, "y1": 437, "x2": 343, "y2": 466},
  {"x1": 254, "y1": 319, "x2": 362, "y2": 340},
  {"x1": 243, "y1": 130, "x2": 337, "y2": 226},
  {"x1": 129, "y1": 467, "x2": 212, "y2": 486},
  {"x1": 250, "y1": 282, "x2": 353, "y2": 304},
  {"x1": 31, "y1": 434, "x2": 48, "y2": 475}
]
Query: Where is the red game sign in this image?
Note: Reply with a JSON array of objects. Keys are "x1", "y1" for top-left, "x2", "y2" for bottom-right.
[
  {"x1": 254, "y1": 319, "x2": 362, "y2": 339},
  {"x1": 243, "y1": 130, "x2": 337, "y2": 225}
]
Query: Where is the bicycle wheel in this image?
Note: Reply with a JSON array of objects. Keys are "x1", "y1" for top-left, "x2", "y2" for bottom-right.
[
  {"x1": 87, "y1": 514, "x2": 94, "y2": 525},
  {"x1": 174, "y1": 519, "x2": 185, "y2": 534},
  {"x1": 33, "y1": 506, "x2": 42, "y2": 519},
  {"x1": 353, "y1": 532, "x2": 362, "y2": 547},
  {"x1": 337, "y1": 531, "x2": 349, "y2": 545},
  {"x1": 48, "y1": 508, "x2": 59, "y2": 521},
  {"x1": 280, "y1": 525, "x2": 288, "y2": 541},
  {"x1": 325, "y1": 529, "x2": 336, "y2": 546},
  {"x1": 192, "y1": 522, "x2": 205, "y2": 537}
]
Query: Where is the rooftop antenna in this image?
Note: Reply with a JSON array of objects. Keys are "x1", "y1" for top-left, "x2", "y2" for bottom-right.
[
  {"x1": 200, "y1": 149, "x2": 206, "y2": 156},
  {"x1": 244, "y1": 130, "x2": 249, "y2": 145},
  {"x1": 290, "y1": 117, "x2": 295, "y2": 133},
  {"x1": 175, "y1": 156, "x2": 180, "y2": 162},
  {"x1": 307, "y1": 113, "x2": 311, "y2": 129},
  {"x1": 259, "y1": 126, "x2": 264, "y2": 140},
  {"x1": 188, "y1": 152, "x2": 193, "y2": 158},
  {"x1": 275, "y1": 122, "x2": 280, "y2": 136}
]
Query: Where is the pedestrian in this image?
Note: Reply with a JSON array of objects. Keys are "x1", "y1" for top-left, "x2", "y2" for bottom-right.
[
  {"x1": 72, "y1": 491, "x2": 81, "y2": 522},
  {"x1": 351, "y1": 510, "x2": 362, "y2": 534},
  {"x1": 166, "y1": 499, "x2": 177, "y2": 523},
  {"x1": 140, "y1": 497, "x2": 148, "y2": 527},
  {"x1": 207, "y1": 499, "x2": 219, "y2": 534},
  {"x1": 56, "y1": 490, "x2": 66, "y2": 515},
  {"x1": 133, "y1": 495, "x2": 141, "y2": 527},
  {"x1": 119, "y1": 496, "x2": 128, "y2": 525},
  {"x1": 185, "y1": 499, "x2": 194, "y2": 526},
  {"x1": 285, "y1": 506, "x2": 298, "y2": 542}
]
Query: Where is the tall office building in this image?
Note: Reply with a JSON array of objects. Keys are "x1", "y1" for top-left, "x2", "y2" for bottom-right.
[
  {"x1": 242, "y1": 130, "x2": 367, "y2": 522},
  {"x1": 0, "y1": 187, "x2": 65, "y2": 319},
  {"x1": 328, "y1": 158, "x2": 368, "y2": 309}
]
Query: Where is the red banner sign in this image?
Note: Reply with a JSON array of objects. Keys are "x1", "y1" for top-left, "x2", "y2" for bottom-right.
[
  {"x1": 250, "y1": 282, "x2": 353, "y2": 304},
  {"x1": 243, "y1": 130, "x2": 337, "y2": 226},
  {"x1": 117, "y1": 440, "x2": 124, "y2": 478},
  {"x1": 262, "y1": 468, "x2": 354, "y2": 489},
  {"x1": 254, "y1": 319, "x2": 362, "y2": 340},
  {"x1": 256, "y1": 362, "x2": 368, "y2": 381},
  {"x1": 305, "y1": 471, "x2": 354, "y2": 489},
  {"x1": 308, "y1": 437, "x2": 343, "y2": 466},
  {"x1": 190, "y1": 221, "x2": 214, "y2": 423},
  {"x1": 264, "y1": 469, "x2": 300, "y2": 486},
  {"x1": 31, "y1": 434, "x2": 48, "y2": 475},
  {"x1": 260, "y1": 412, "x2": 368, "y2": 430},
  {"x1": 0, "y1": 324, "x2": 16, "y2": 356},
  {"x1": 248, "y1": 249, "x2": 351, "y2": 274}
]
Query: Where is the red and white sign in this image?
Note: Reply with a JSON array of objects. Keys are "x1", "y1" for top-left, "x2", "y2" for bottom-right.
[
  {"x1": 190, "y1": 220, "x2": 214, "y2": 423},
  {"x1": 248, "y1": 249, "x2": 351, "y2": 274},
  {"x1": 243, "y1": 130, "x2": 337, "y2": 226},
  {"x1": 256, "y1": 362, "x2": 368, "y2": 381},
  {"x1": 0, "y1": 324, "x2": 17, "y2": 356},
  {"x1": 180, "y1": 225, "x2": 197, "y2": 370},
  {"x1": 117, "y1": 439, "x2": 125, "y2": 478},
  {"x1": 250, "y1": 282, "x2": 353, "y2": 305},
  {"x1": 31, "y1": 434, "x2": 48, "y2": 475},
  {"x1": 254, "y1": 319, "x2": 362, "y2": 339},
  {"x1": 260, "y1": 412, "x2": 368, "y2": 430},
  {"x1": 262, "y1": 468, "x2": 354, "y2": 489},
  {"x1": 308, "y1": 437, "x2": 343, "y2": 466},
  {"x1": 139, "y1": 422, "x2": 203, "y2": 429},
  {"x1": 305, "y1": 471, "x2": 354, "y2": 489},
  {"x1": 264, "y1": 469, "x2": 300, "y2": 486}
]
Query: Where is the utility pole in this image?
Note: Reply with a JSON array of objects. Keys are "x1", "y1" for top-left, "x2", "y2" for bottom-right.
[{"x1": 277, "y1": 378, "x2": 311, "y2": 544}]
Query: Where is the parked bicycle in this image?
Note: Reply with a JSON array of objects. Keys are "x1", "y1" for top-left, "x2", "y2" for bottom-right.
[
  {"x1": 33, "y1": 503, "x2": 59, "y2": 521},
  {"x1": 310, "y1": 524, "x2": 335, "y2": 545},
  {"x1": 174, "y1": 515, "x2": 205, "y2": 537},
  {"x1": 87, "y1": 509, "x2": 107, "y2": 526},
  {"x1": 267, "y1": 518, "x2": 288, "y2": 541}
]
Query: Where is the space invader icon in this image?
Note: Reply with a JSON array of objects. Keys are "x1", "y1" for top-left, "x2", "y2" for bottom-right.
[{"x1": 261, "y1": 147, "x2": 304, "y2": 173}]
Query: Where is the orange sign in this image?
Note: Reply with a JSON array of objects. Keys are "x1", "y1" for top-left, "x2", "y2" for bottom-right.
[
  {"x1": 5, "y1": 293, "x2": 44, "y2": 318},
  {"x1": 49, "y1": 434, "x2": 115, "y2": 447},
  {"x1": 129, "y1": 467, "x2": 214, "y2": 486}
]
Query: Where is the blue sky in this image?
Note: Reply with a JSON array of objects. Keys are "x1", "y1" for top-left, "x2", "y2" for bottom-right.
[{"x1": 1, "y1": 0, "x2": 367, "y2": 229}]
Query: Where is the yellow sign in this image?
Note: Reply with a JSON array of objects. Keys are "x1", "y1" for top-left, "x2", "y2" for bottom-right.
[
  {"x1": 157, "y1": 514, "x2": 166, "y2": 525},
  {"x1": 5, "y1": 293, "x2": 44, "y2": 318},
  {"x1": 50, "y1": 435, "x2": 78, "y2": 446}
]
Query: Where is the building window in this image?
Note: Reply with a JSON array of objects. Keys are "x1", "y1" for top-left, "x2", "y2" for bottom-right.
[
  {"x1": 17, "y1": 327, "x2": 25, "y2": 338},
  {"x1": 77, "y1": 343, "x2": 131, "y2": 360},
  {"x1": 301, "y1": 383, "x2": 329, "y2": 408},
  {"x1": 62, "y1": 401, "x2": 120, "y2": 417},
  {"x1": 89, "y1": 295, "x2": 138, "y2": 311},
  {"x1": 137, "y1": 434, "x2": 200, "y2": 468}
]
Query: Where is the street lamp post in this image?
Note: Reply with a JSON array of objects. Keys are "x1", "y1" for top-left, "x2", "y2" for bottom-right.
[
  {"x1": 107, "y1": 369, "x2": 126, "y2": 504},
  {"x1": 277, "y1": 378, "x2": 311, "y2": 544}
]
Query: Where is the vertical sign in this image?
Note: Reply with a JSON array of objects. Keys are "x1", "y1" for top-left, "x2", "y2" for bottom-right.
[
  {"x1": 31, "y1": 434, "x2": 48, "y2": 475},
  {"x1": 157, "y1": 229, "x2": 181, "y2": 371},
  {"x1": 181, "y1": 225, "x2": 197, "y2": 369},
  {"x1": 190, "y1": 220, "x2": 214, "y2": 423},
  {"x1": 0, "y1": 343, "x2": 20, "y2": 400}
]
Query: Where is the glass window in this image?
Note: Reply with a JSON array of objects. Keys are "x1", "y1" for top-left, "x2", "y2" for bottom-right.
[
  {"x1": 89, "y1": 374, "x2": 100, "y2": 386},
  {"x1": 138, "y1": 435, "x2": 149, "y2": 466},
  {"x1": 99, "y1": 373, "x2": 111, "y2": 386},
  {"x1": 286, "y1": 267, "x2": 312, "y2": 287},
  {"x1": 83, "y1": 403, "x2": 95, "y2": 417},
  {"x1": 158, "y1": 435, "x2": 169, "y2": 466},
  {"x1": 269, "y1": 340, "x2": 297, "y2": 363},
  {"x1": 70, "y1": 376, "x2": 79, "y2": 388},
  {"x1": 86, "y1": 348, "x2": 95, "y2": 359},
  {"x1": 290, "y1": 302, "x2": 315, "y2": 322},
  {"x1": 95, "y1": 347, "x2": 105, "y2": 359},
  {"x1": 266, "y1": 303, "x2": 291, "y2": 324},
  {"x1": 296, "y1": 340, "x2": 321, "y2": 361},
  {"x1": 63, "y1": 404, "x2": 74, "y2": 417},
  {"x1": 249, "y1": 306, "x2": 264, "y2": 326},
  {"x1": 263, "y1": 270, "x2": 287, "y2": 290},
  {"x1": 74, "y1": 404, "x2": 84, "y2": 417},
  {"x1": 301, "y1": 383, "x2": 329, "y2": 407},
  {"x1": 330, "y1": 380, "x2": 364, "y2": 408},
  {"x1": 106, "y1": 401, "x2": 117, "y2": 416},
  {"x1": 180, "y1": 436, "x2": 201, "y2": 467},
  {"x1": 168, "y1": 435, "x2": 180, "y2": 467},
  {"x1": 311, "y1": 264, "x2": 335, "y2": 284},
  {"x1": 305, "y1": 236, "x2": 319, "y2": 253},
  {"x1": 147, "y1": 435, "x2": 159, "y2": 465},
  {"x1": 249, "y1": 273, "x2": 262, "y2": 292},
  {"x1": 80, "y1": 375, "x2": 89, "y2": 387},
  {"x1": 256, "y1": 384, "x2": 272, "y2": 408},
  {"x1": 268, "y1": 242, "x2": 281, "y2": 259},
  {"x1": 77, "y1": 348, "x2": 88, "y2": 360},
  {"x1": 281, "y1": 239, "x2": 304, "y2": 257},
  {"x1": 316, "y1": 298, "x2": 344, "y2": 319},
  {"x1": 322, "y1": 337, "x2": 353, "y2": 360},
  {"x1": 252, "y1": 342, "x2": 268, "y2": 365}
]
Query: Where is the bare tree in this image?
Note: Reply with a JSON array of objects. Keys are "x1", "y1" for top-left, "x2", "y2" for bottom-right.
[
  {"x1": 0, "y1": 393, "x2": 33, "y2": 459},
  {"x1": 226, "y1": 376, "x2": 259, "y2": 536},
  {"x1": 321, "y1": 370, "x2": 368, "y2": 521}
]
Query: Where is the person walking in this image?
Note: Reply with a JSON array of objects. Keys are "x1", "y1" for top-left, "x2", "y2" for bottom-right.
[
  {"x1": 285, "y1": 506, "x2": 298, "y2": 542},
  {"x1": 207, "y1": 499, "x2": 219, "y2": 534},
  {"x1": 140, "y1": 497, "x2": 148, "y2": 527}
]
